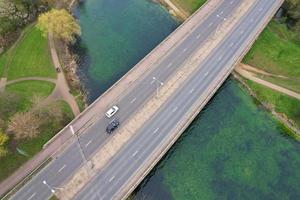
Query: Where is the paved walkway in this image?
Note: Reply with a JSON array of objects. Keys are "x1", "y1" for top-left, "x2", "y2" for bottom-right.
[
  {"x1": 0, "y1": 36, "x2": 80, "y2": 117},
  {"x1": 47, "y1": 34, "x2": 80, "y2": 116},
  {"x1": 235, "y1": 64, "x2": 300, "y2": 100},
  {"x1": 0, "y1": 78, "x2": 6, "y2": 92}
]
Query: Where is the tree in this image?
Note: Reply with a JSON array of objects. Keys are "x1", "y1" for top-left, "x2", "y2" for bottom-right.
[
  {"x1": 7, "y1": 112, "x2": 40, "y2": 139},
  {"x1": 37, "y1": 9, "x2": 81, "y2": 43},
  {"x1": 0, "y1": 130, "x2": 9, "y2": 157},
  {"x1": 286, "y1": 0, "x2": 300, "y2": 20}
]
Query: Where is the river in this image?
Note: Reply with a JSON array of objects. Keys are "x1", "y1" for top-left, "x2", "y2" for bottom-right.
[
  {"x1": 73, "y1": 0, "x2": 178, "y2": 102},
  {"x1": 74, "y1": 0, "x2": 300, "y2": 199}
]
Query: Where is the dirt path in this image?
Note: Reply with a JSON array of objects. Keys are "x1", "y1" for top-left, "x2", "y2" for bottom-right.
[
  {"x1": 239, "y1": 63, "x2": 288, "y2": 78},
  {"x1": 235, "y1": 64, "x2": 300, "y2": 100},
  {"x1": 159, "y1": 0, "x2": 189, "y2": 20},
  {"x1": 5, "y1": 77, "x2": 56, "y2": 85}
]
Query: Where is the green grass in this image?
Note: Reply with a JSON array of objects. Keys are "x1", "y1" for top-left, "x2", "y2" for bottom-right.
[
  {"x1": 244, "y1": 21, "x2": 300, "y2": 78},
  {"x1": 76, "y1": 96, "x2": 86, "y2": 112},
  {"x1": 171, "y1": 0, "x2": 206, "y2": 14},
  {"x1": 0, "y1": 100, "x2": 73, "y2": 182},
  {"x1": 58, "y1": 100, "x2": 74, "y2": 120},
  {"x1": 6, "y1": 80, "x2": 55, "y2": 112},
  {"x1": 245, "y1": 79, "x2": 300, "y2": 128},
  {"x1": 0, "y1": 52, "x2": 8, "y2": 77},
  {"x1": 6, "y1": 26, "x2": 56, "y2": 80}
]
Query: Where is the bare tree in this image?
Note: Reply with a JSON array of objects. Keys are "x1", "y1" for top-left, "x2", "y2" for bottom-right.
[{"x1": 7, "y1": 111, "x2": 40, "y2": 139}]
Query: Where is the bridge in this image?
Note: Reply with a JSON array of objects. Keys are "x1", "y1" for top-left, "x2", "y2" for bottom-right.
[{"x1": 6, "y1": 0, "x2": 283, "y2": 199}]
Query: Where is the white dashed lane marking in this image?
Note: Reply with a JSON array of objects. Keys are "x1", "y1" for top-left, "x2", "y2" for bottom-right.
[
  {"x1": 109, "y1": 176, "x2": 115, "y2": 182},
  {"x1": 27, "y1": 193, "x2": 36, "y2": 200},
  {"x1": 85, "y1": 140, "x2": 93, "y2": 148},
  {"x1": 167, "y1": 63, "x2": 172, "y2": 68},
  {"x1": 132, "y1": 151, "x2": 138, "y2": 157},
  {"x1": 130, "y1": 98, "x2": 137, "y2": 104},
  {"x1": 172, "y1": 107, "x2": 178, "y2": 113},
  {"x1": 58, "y1": 164, "x2": 66, "y2": 173}
]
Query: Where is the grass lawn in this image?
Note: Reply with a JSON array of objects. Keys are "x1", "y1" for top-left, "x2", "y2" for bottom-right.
[
  {"x1": 58, "y1": 100, "x2": 74, "y2": 120},
  {"x1": 245, "y1": 79, "x2": 300, "y2": 128},
  {"x1": 0, "y1": 52, "x2": 8, "y2": 77},
  {"x1": 6, "y1": 26, "x2": 56, "y2": 80},
  {"x1": 76, "y1": 96, "x2": 86, "y2": 112},
  {"x1": 6, "y1": 80, "x2": 55, "y2": 112},
  {"x1": 171, "y1": 0, "x2": 206, "y2": 14},
  {"x1": 244, "y1": 21, "x2": 300, "y2": 78},
  {"x1": 0, "y1": 100, "x2": 73, "y2": 182}
]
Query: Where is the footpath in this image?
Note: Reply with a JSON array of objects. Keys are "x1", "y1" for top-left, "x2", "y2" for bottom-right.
[
  {"x1": 235, "y1": 64, "x2": 300, "y2": 100},
  {"x1": 0, "y1": 0, "x2": 223, "y2": 197}
]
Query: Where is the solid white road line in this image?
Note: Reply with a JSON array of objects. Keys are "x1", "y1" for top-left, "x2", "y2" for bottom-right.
[
  {"x1": 189, "y1": 88, "x2": 194, "y2": 94},
  {"x1": 109, "y1": 176, "x2": 115, "y2": 182},
  {"x1": 130, "y1": 98, "x2": 137, "y2": 104},
  {"x1": 27, "y1": 192, "x2": 36, "y2": 200}
]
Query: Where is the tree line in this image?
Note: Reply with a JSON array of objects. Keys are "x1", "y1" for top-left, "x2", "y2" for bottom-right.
[
  {"x1": 282, "y1": 0, "x2": 300, "y2": 41},
  {"x1": 0, "y1": 0, "x2": 79, "y2": 50}
]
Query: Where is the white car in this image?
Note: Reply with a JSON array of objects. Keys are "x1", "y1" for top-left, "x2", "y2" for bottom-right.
[{"x1": 105, "y1": 106, "x2": 119, "y2": 118}]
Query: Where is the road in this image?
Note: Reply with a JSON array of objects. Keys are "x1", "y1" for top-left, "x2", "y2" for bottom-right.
[
  {"x1": 9, "y1": 0, "x2": 282, "y2": 199},
  {"x1": 74, "y1": 0, "x2": 282, "y2": 199}
]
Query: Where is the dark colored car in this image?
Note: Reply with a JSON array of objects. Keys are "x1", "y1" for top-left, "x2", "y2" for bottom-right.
[
  {"x1": 106, "y1": 119, "x2": 120, "y2": 134},
  {"x1": 56, "y1": 67, "x2": 61, "y2": 72}
]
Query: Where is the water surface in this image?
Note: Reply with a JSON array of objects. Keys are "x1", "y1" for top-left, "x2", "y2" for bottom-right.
[
  {"x1": 74, "y1": 0, "x2": 178, "y2": 102},
  {"x1": 133, "y1": 79, "x2": 300, "y2": 200}
]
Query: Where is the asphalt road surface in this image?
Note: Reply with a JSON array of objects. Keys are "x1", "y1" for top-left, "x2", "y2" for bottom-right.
[{"x1": 9, "y1": 0, "x2": 280, "y2": 199}]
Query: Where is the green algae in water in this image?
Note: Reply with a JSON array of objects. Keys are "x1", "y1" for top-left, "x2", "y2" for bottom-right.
[
  {"x1": 74, "y1": 0, "x2": 178, "y2": 102},
  {"x1": 133, "y1": 79, "x2": 300, "y2": 200}
]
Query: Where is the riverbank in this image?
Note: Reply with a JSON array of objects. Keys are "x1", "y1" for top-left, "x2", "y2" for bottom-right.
[
  {"x1": 0, "y1": 23, "x2": 75, "y2": 187},
  {"x1": 158, "y1": 0, "x2": 300, "y2": 138}
]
